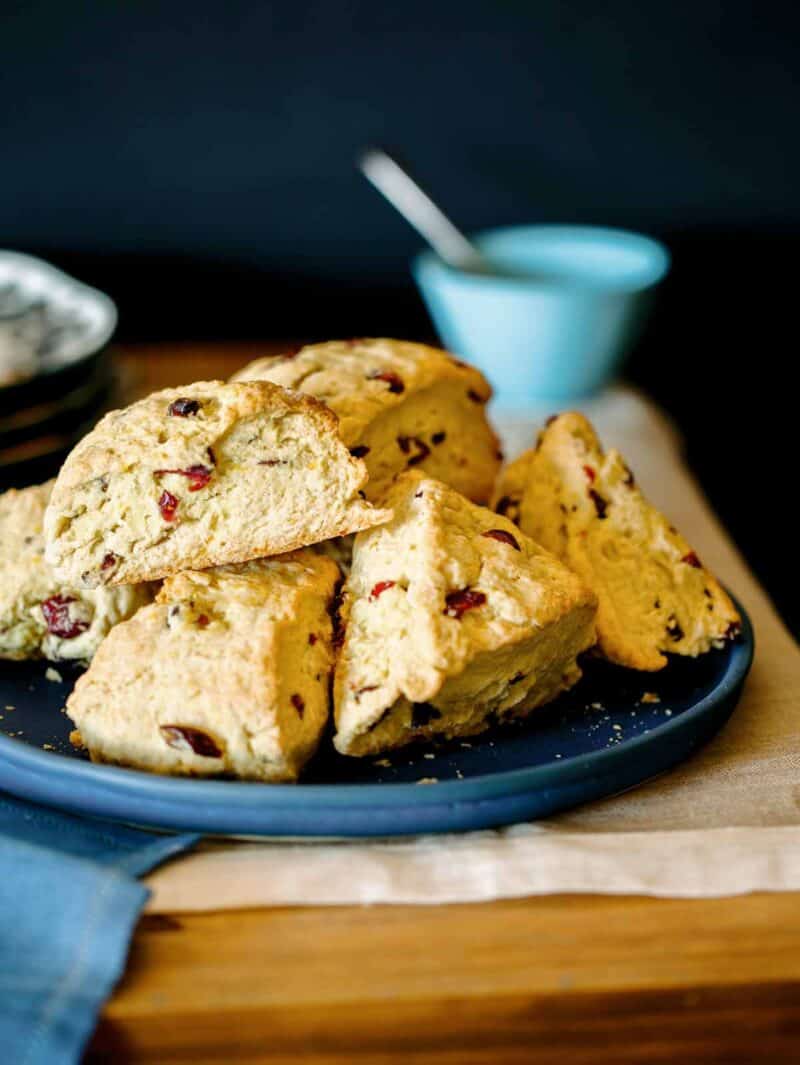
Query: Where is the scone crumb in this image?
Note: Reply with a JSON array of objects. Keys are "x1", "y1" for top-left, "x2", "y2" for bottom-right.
[
  {"x1": 374, "y1": 758, "x2": 392, "y2": 768},
  {"x1": 45, "y1": 667, "x2": 63, "y2": 683},
  {"x1": 69, "y1": 729, "x2": 84, "y2": 749},
  {"x1": 640, "y1": 691, "x2": 661, "y2": 704},
  {"x1": 416, "y1": 777, "x2": 438, "y2": 785},
  {"x1": 423, "y1": 752, "x2": 436, "y2": 760}
]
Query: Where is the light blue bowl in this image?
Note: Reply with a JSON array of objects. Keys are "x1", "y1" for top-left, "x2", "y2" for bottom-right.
[{"x1": 413, "y1": 225, "x2": 670, "y2": 404}]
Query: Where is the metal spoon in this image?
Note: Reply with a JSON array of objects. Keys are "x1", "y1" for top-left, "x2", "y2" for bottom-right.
[{"x1": 357, "y1": 146, "x2": 493, "y2": 274}]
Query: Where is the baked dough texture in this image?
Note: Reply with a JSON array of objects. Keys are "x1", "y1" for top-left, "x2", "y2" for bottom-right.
[
  {"x1": 333, "y1": 471, "x2": 597, "y2": 756},
  {"x1": 492, "y1": 412, "x2": 740, "y2": 671},
  {"x1": 66, "y1": 551, "x2": 340, "y2": 781},
  {"x1": 0, "y1": 481, "x2": 151, "y2": 662},
  {"x1": 231, "y1": 338, "x2": 501, "y2": 503},
  {"x1": 44, "y1": 380, "x2": 390, "y2": 587}
]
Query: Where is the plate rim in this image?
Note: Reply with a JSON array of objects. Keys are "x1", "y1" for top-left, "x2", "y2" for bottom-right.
[
  {"x1": 0, "y1": 595, "x2": 754, "y2": 811},
  {"x1": 0, "y1": 250, "x2": 117, "y2": 401}
]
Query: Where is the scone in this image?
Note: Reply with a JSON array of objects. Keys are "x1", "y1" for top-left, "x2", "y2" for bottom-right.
[
  {"x1": 67, "y1": 551, "x2": 340, "y2": 781},
  {"x1": 0, "y1": 481, "x2": 151, "y2": 662},
  {"x1": 333, "y1": 472, "x2": 597, "y2": 756},
  {"x1": 492, "y1": 412, "x2": 740, "y2": 671},
  {"x1": 44, "y1": 380, "x2": 390, "y2": 587},
  {"x1": 231, "y1": 338, "x2": 502, "y2": 503}
]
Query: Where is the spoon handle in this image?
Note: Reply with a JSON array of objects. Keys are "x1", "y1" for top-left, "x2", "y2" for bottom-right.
[{"x1": 358, "y1": 147, "x2": 488, "y2": 272}]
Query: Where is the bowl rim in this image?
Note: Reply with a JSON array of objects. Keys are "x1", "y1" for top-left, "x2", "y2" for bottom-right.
[{"x1": 412, "y1": 222, "x2": 671, "y2": 294}]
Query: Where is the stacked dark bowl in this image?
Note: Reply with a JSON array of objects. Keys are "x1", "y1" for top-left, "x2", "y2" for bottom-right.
[{"x1": 0, "y1": 253, "x2": 117, "y2": 490}]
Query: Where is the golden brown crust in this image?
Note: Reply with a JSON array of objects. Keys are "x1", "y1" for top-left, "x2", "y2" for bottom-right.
[
  {"x1": 333, "y1": 471, "x2": 597, "y2": 755},
  {"x1": 493, "y1": 412, "x2": 740, "y2": 671},
  {"x1": 0, "y1": 480, "x2": 151, "y2": 661},
  {"x1": 44, "y1": 380, "x2": 390, "y2": 586},
  {"x1": 232, "y1": 339, "x2": 501, "y2": 502},
  {"x1": 66, "y1": 551, "x2": 340, "y2": 781}
]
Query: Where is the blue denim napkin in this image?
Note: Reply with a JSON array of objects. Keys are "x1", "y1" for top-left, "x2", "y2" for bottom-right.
[{"x1": 0, "y1": 794, "x2": 198, "y2": 1065}]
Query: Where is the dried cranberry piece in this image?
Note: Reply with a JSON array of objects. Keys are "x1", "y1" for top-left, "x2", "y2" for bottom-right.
[
  {"x1": 160, "y1": 725, "x2": 223, "y2": 758},
  {"x1": 291, "y1": 694, "x2": 305, "y2": 718},
  {"x1": 168, "y1": 398, "x2": 201, "y2": 417},
  {"x1": 41, "y1": 596, "x2": 89, "y2": 639},
  {"x1": 308, "y1": 632, "x2": 318, "y2": 645},
  {"x1": 411, "y1": 703, "x2": 442, "y2": 728},
  {"x1": 589, "y1": 490, "x2": 608, "y2": 519},
  {"x1": 350, "y1": 445, "x2": 370, "y2": 458},
  {"x1": 682, "y1": 551, "x2": 702, "y2": 568},
  {"x1": 583, "y1": 465, "x2": 596, "y2": 483},
  {"x1": 258, "y1": 459, "x2": 287, "y2": 467},
  {"x1": 196, "y1": 614, "x2": 210, "y2": 628},
  {"x1": 467, "y1": 389, "x2": 484, "y2": 403},
  {"x1": 482, "y1": 529, "x2": 521, "y2": 551},
  {"x1": 397, "y1": 436, "x2": 431, "y2": 466},
  {"x1": 355, "y1": 684, "x2": 378, "y2": 698},
  {"x1": 370, "y1": 580, "x2": 396, "y2": 601},
  {"x1": 367, "y1": 370, "x2": 405, "y2": 394},
  {"x1": 495, "y1": 495, "x2": 520, "y2": 521},
  {"x1": 184, "y1": 465, "x2": 212, "y2": 491},
  {"x1": 154, "y1": 465, "x2": 212, "y2": 491},
  {"x1": 431, "y1": 431, "x2": 446, "y2": 445},
  {"x1": 725, "y1": 620, "x2": 742, "y2": 640},
  {"x1": 158, "y1": 490, "x2": 179, "y2": 522},
  {"x1": 443, "y1": 588, "x2": 486, "y2": 619},
  {"x1": 666, "y1": 616, "x2": 684, "y2": 642},
  {"x1": 100, "y1": 552, "x2": 117, "y2": 571}
]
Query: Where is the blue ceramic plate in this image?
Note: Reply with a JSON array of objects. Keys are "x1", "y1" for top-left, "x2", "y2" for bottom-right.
[{"x1": 0, "y1": 599, "x2": 753, "y2": 838}]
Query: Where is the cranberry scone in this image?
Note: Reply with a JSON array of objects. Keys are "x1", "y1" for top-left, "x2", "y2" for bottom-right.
[
  {"x1": 67, "y1": 551, "x2": 339, "y2": 781},
  {"x1": 0, "y1": 481, "x2": 151, "y2": 662},
  {"x1": 231, "y1": 338, "x2": 502, "y2": 502},
  {"x1": 44, "y1": 380, "x2": 390, "y2": 587},
  {"x1": 333, "y1": 472, "x2": 597, "y2": 756},
  {"x1": 492, "y1": 412, "x2": 740, "y2": 671}
]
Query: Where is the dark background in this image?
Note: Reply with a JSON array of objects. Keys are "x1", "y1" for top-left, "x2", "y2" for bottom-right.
[{"x1": 2, "y1": 0, "x2": 798, "y2": 634}]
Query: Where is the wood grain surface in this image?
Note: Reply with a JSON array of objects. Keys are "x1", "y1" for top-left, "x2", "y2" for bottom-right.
[
  {"x1": 92, "y1": 894, "x2": 800, "y2": 1064},
  {"x1": 87, "y1": 345, "x2": 800, "y2": 1064}
]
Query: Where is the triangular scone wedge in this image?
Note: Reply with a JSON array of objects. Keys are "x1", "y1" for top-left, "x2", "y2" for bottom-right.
[
  {"x1": 0, "y1": 481, "x2": 152, "y2": 662},
  {"x1": 232, "y1": 338, "x2": 501, "y2": 503},
  {"x1": 333, "y1": 472, "x2": 597, "y2": 756},
  {"x1": 492, "y1": 412, "x2": 741, "y2": 671},
  {"x1": 45, "y1": 380, "x2": 390, "y2": 586},
  {"x1": 67, "y1": 551, "x2": 340, "y2": 781}
]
